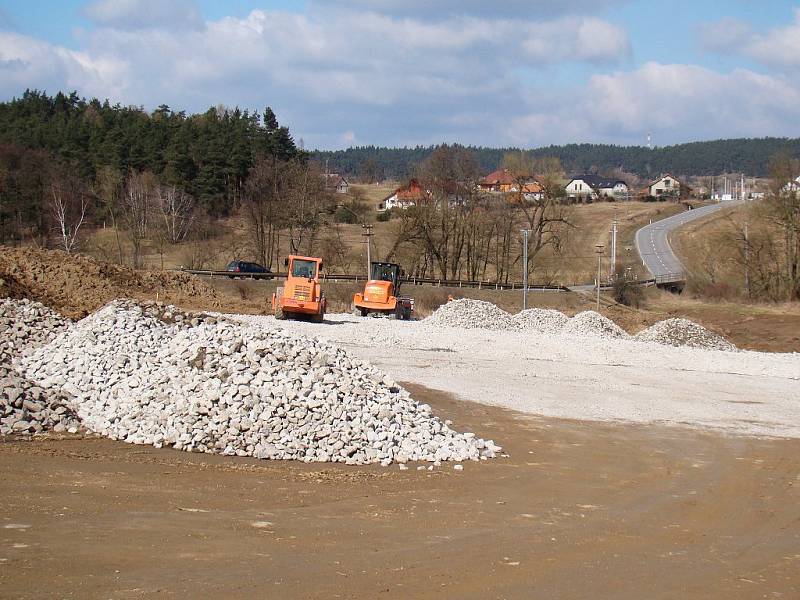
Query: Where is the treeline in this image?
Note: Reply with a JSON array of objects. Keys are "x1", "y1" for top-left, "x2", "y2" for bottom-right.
[
  {"x1": 314, "y1": 138, "x2": 800, "y2": 181},
  {"x1": 0, "y1": 90, "x2": 299, "y2": 217},
  {"x1": 0, "y1": 90, "x2": 340, "y2": 269}
]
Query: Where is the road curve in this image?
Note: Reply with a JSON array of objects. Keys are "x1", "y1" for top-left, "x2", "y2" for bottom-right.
[{"x1": 635, "y1": 200, "x2": 744, "y2": 281}]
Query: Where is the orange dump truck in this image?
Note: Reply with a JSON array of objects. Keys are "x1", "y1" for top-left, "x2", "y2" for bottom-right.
[
  {"x1": 353, "y1": 262, "x2": 414, "y2": 320},
  {"x1": 271, "y1": 255, "x2": 326, "y2": 322}
]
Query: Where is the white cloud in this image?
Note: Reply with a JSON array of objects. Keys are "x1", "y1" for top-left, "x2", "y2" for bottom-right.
[
  {"x1": 314, "y1": 0, "x2": 628, "y2": 19},
  {"x1": 700, "y1": 9, "x2": 800, "y2": 70},
  {"x1": 3, "y1": 6, "x2": 799, "y2": 148},
  {"x1": 82, "y1": 0, "x2": 204, "y2": 31},
  {"x1": 507, "y1": 62, "x2": 800, "y2": 146},
  {"x1": 0, "y1": 31, "x2": 127, "y2": 99}
]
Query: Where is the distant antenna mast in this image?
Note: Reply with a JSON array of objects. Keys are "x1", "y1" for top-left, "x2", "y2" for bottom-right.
[{"x1": 647, "y1": 133, "x2": 653, "y2": 150}]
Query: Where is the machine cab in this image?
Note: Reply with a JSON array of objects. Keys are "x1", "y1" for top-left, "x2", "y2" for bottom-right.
[
  {"x1": 287, "y1": 256, "x2": 321, "y2": 281},
  {"x1": 370, "y1": 262, "x2": 401, "y2": 290}
]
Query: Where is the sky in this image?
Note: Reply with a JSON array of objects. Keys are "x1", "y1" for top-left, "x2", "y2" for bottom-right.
[{"x1": 1, "y1": 1, "x2": 800, "y2": 149}]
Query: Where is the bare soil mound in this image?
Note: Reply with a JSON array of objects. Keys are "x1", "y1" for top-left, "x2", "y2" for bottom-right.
[{"x1": 0, "y1": 246, "x2": 219, "y2": 318}]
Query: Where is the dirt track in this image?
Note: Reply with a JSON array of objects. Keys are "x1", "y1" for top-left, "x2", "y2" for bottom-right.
[{"x1": 2, "y1": 384, "x2": 799, "y2": 599}]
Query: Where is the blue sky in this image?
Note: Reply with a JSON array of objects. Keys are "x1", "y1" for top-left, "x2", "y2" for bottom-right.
[{"x1": 1, "y1": 1, "x2": 799, "y2": 149}]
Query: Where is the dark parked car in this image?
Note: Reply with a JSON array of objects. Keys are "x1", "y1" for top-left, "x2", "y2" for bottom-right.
[{"x1": 226, "y1": 260, "x2": 271, "y2": 278}]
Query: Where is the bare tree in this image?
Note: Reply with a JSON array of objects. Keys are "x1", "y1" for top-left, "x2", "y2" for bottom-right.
[
  {"x1": 242, "y1": 157, "x2": 287, "y2": 268},
  {"x1": 95, "y1": 166, "x2": 125, "y2": 263},
  {"x1": 49, "y1": 179, "x2": 88, "y2": 253},
  {"x1": 765, "y1": 152, "x2": 800, "y2": 299},
  {"x1": 157, "y1": 185, "x2": 195, "y2": 244},
  {"x1": 284, "y1": 160, "x2": 332, "y2": 255},
  {"x1": 503, "y1": 153, "x2": 573, "y2": 281},
  {"x1": 120, "y1": 171, "x2": 156, "y2": 268}
]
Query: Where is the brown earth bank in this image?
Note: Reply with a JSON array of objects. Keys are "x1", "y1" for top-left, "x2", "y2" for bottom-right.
[
  {"x1": 2, "y1": 384, "x2": 799, "y2": 600},
  {"x1": 0, "y1": 246, "x2": 222, "y2": 319}
]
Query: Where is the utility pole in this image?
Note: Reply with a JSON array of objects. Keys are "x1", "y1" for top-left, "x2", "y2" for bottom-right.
[
  {"x1": 744, "y1": 221, "x2": 750, "y2": 297},
  {"x1": 521, "y1": 229, "x2": 530, "y2": 310},
  {"x1": 610, "y1": 218, "x2": 618, "y2": 279},
  {"x1": 361, "y1": 224, "x2": 374, "y2": 277},
  {"x1": 595, "y1": 244, "x2": 604, "y2": 312}
]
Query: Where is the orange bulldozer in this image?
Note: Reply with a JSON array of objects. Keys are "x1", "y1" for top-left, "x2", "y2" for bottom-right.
[
  {"x1": 271, "y1": 255, "x2": 327, "y2": 322},
  {"x1": 353, "y1": 262, "x2": 414, "y2": 320}
]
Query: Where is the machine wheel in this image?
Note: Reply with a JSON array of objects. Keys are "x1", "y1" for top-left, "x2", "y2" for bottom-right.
[{"x1": 359, "y1": 308, "x2": 369, "y2": 317}]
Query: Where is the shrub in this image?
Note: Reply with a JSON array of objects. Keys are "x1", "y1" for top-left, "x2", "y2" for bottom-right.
[{"x1": 612, "y1": 275, "x2": 645, "y2": 307}]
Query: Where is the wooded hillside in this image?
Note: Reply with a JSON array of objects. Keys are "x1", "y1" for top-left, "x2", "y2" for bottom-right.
[{"x1": 313, "y1": 139, "x2": 800, "y2": 181}]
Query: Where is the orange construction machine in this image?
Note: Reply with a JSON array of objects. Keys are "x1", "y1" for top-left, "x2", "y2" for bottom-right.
[
  {"x1": 271, "y1": 255, "x2": 326, "y2": 322},
  {"x1": 353, "y1": 262, "x2": 414, "y2": 320}
]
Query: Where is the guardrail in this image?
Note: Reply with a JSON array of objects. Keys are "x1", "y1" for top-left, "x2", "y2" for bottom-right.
[{"x1": 178, "y1": 269, "x2": 571, "y2": 292}]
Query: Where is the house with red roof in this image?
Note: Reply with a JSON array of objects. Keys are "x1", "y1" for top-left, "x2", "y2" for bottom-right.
[{"x1": 377, "y1": 179, "x2": 428, "y2": 211}]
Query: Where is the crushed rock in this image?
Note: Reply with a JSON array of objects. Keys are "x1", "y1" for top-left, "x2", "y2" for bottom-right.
[
  {"x1": 562, "y1": 310, "x2": 630, "y2": 340},
  {"x1": 0, "y1": 297, "x2": 72, "y2": 364},
  {"x1": 511, "y1": 308, "x2": 569, "y2": 334},
  {"x1": 424, "y1": 299, "x2": 513, "y2": 331},
  {"x1": 0, "y1": 298, "x2": 79, "y2": 435},
  {"x1": 635, "y1": 318, "x2": 737, "y2": 352},
  {"x1": 20, "y1": 300, "x2": 500, "y2": 464}
]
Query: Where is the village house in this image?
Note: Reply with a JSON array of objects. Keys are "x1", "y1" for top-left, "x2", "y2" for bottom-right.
[
  {"x1": 322, "y1": 173, "x2": 349, "y2": 194},
  {"x1": 781, "y1": 175, "x2": 800, "y2": 195},
  {"x1": 377, "y1": 179, "x2": 427, "y2": 211},
  {"x1": 648, "y1": 174, "x2": 683, "y2": 198},
  {"x1": 478, "y1": 168, "x2": 542, "y2": 200},
  {"x1": 565, "y1": 175, "x2": 629, "y2": 201}
]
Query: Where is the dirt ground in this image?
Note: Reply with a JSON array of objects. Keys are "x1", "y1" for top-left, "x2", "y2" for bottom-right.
[{"x1": 2, "y1": 384, "x2": 799, "y2": 600}]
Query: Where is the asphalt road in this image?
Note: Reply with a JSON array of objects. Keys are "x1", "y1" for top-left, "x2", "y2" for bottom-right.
[{"x1": 635, "y1": 200, "x2": 744, "y2": 281}]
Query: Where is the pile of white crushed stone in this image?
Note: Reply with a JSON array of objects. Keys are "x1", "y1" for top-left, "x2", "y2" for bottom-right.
[
  {"x1": 19, "y1": 299, "x2": 499, "y2": 465},
  {"x1": 635, "y1": 318, "x2": 737, "y2": 352},
  {"x1": 0, "y1": 298, "x2": 71, "y2": 364},
  {"x1": 561, "y1": 310, "x2": 631, "y2": 340},
  {"x1": 422, "y1": 299, "x2": 736, "y2": 349},
  {"x1": 424, "y1": 298, "x2": 513, "y2": 331},
  {"x1": 511, "y1": 308, "x2": 569, "y2": 334},
  {"x1": 0, "y1": 298, "x2": 80, "y2": 435}
]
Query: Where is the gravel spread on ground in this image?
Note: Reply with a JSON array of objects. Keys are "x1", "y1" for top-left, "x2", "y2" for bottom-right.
[
  {"x1": 19, "y1": 300, "x2": 498, "y2": 464},
  {"x1": 635, "y1": 318, "x2": 737, "y2": 352},
  {"x1": 257, "y1": 312, "x2": 800, "y2": 439}
]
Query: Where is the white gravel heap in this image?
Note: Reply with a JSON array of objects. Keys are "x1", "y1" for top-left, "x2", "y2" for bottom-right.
[
  {"x1": 0, "y1": 364, "x2": 80, "y2": 435},
  {"x1": 562, "y1": 310, "x2": 630, "y2": 340},
  {"x1": 21, "y1": 300, "x2": 498, "y2": 465},
  {"x1": 0, "y1": 297, "x2": 71, "y2": 364},
  {"x1": 512, "y1": 308, "x2": 569, "y2": 334},
  {"x1": 424, "y1": 298, "x2": 513, "y2": 330},
  {"x1": 635, "y1": 318, "x2": 737, "y2": 352},
  {"x1": 1, "y1": 297, "x2": 79, "y2": 435}
]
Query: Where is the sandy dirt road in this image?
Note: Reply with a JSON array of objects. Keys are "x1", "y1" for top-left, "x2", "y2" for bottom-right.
[{"x1": 2, "y1": 384, "x2": 799, "y2": 599}]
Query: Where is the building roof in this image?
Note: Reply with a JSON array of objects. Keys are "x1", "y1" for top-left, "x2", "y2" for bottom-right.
[
  {"x1": 480, "y1": 169, "x2": 542, "y2": 195},
  {"x1": 568, "y1": 174, "x2": 627, "y2": 189},
  {"x1": 480, "y1": 168, "x2": 516, "y2": 186},
  {"x1": 323, "y1": 173, "x2": 348, "y2": 187},
  {"x1": 647, "y1": 173, "x2": 680, "y2": 187},
  {"x1": 384, "y1": 178, "x2": 428, "y2": 202}
]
